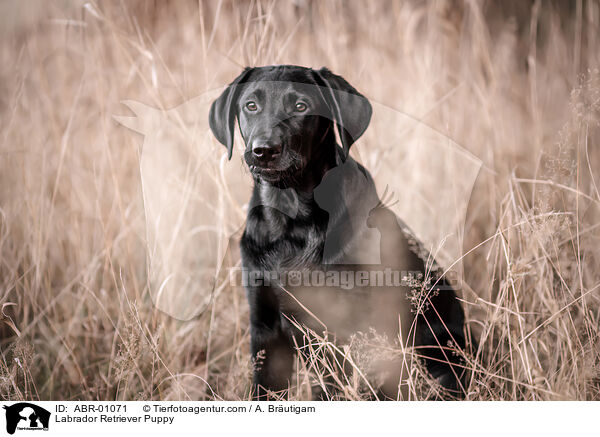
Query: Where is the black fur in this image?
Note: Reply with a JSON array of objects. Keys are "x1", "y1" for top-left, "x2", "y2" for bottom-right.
[{"x1": 209, "y1": 65, "x2": 468, "y2": 399}]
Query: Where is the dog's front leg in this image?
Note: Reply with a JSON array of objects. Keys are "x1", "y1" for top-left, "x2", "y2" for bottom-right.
[{"x1": 247, "y1": 285, "x2": 294, "y2": 400}]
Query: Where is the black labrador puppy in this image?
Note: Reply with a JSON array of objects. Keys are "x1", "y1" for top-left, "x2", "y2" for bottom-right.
[{"x1": 209, "y1": 65, "x2": 467, "y2": 399}]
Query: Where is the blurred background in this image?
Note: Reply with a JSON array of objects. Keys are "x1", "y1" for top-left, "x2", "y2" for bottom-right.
[{"x1": 0, "y1": 0, "x2": 599, "y2": 400}]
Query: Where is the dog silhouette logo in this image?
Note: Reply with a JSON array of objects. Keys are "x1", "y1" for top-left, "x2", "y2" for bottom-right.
[
  {"x1": 115, "y1": 86, "x2": 482, "y2": 321},
  {"x1": 3, "y1": 403, "x2": 50, "y2": 434}
]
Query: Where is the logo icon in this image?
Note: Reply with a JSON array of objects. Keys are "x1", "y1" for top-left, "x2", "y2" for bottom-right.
[
  {"x1": 3, "y1": 403, "x2": 50, "y2": 434},
  {"x1": 115, "y1": 84, "x2": 482, "y2": 320}
]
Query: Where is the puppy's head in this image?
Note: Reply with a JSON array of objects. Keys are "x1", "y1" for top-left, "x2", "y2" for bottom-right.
[{"x1": 209, "y1": 65, "x2": 372, "y2": 183}]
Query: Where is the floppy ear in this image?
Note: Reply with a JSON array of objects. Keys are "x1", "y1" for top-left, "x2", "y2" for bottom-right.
[
  {"x1": 313, "y1": 67, "x2": 372, "y2": 160},
  {"x1": 209, "y1": 67, "x2": 254, "y2": 159}
]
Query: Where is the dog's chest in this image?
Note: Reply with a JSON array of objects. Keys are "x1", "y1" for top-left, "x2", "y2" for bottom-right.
[
  {"x1": 261, "y1": 215, "x2": 326, "y2": 270},
  {"x1": 243, "y1": 216, "x2": 407, "y2": 333}
]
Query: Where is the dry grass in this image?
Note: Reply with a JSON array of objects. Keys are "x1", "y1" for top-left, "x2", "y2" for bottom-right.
[{"x1": 1, "y1": 0, "x2": 599, "y2": 400}]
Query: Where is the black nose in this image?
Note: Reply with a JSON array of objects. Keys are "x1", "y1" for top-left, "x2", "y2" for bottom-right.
[{"x1": 252, "y1": 143, "x2": 282, "y2": 161}]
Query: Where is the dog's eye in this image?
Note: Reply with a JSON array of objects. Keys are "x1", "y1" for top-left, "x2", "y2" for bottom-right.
[
  {"x1": 294, "y1": 101, "x2": 308, "y2": 112},
  {"x1": 245, "y1": 101, "x2": 258, "y2": 111}
]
